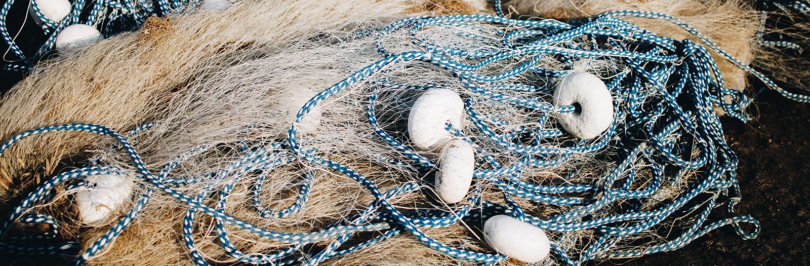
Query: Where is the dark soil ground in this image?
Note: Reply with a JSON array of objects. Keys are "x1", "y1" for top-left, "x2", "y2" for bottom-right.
[{"x1": 615, "y1": 90, "x2": 810, "y2": 266}]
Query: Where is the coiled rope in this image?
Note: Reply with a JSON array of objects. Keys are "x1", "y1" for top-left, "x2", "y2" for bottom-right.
[{"x1": 4, "y1": 5, "x2": 797, "y2": 265}]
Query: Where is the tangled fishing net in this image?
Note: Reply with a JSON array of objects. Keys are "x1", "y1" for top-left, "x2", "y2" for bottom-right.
[
  {"x1": 0, "y1": 0, "x2": 225, "y2": 72},
  {"x1": 3, "y1": 0, "x2": 809, "y2": 265}
]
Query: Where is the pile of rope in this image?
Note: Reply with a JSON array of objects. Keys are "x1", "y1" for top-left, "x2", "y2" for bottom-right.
[{"x1": 6, "y1": 3, "x2": 810, "y2": 265}]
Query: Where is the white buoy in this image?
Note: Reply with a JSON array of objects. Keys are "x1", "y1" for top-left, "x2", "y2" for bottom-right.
[
  {"x1": 553, "y1": 72, "x2": 614, "y2": 139},
  {"x1": 76, "y1": 174, "x2": 134, "y2": 226},
  {"x1": 279, "y1": 87, "x2": 322, "y2": 136},
  {"x1": 408, "y1": 89, "x2": 464, "y2": 151},
  {"x1": 28, "y1": 0, "x2": 71, "y2": 27},
  {"x1": 55, "y1": 24, "x2": 103, "y2": 50},
  {"x1": 484, "y1": 215, "x2": 551, "y2": 263},
  {"x1": 435, "y1": 139, "x2": 474, "y2": 203},
  {"x1": 201, "y1": 0, "x2": 231, "y2": 11}
]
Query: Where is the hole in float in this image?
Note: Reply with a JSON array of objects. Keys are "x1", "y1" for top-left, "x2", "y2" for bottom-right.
[{"x1": 572, "y1": 102, "x2": 582, "y2": 115}]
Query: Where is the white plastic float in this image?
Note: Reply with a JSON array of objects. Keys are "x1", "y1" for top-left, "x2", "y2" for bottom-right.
[
  {"x1": 75, "y1": 174, "x2": 134, "y2": 226},
  {"x1": 434, "y1": 138, "x2": 474, "y2": 203},
  {"x1": 28, "y1": 0, "x2": 71, "y2": 27},
  {"x1": 408, "y1": 89, "x2": 475, "y2": 203},
  {"x1": 484, "y1": 215, "x2": 551, "y2": 263},
  {"x1": 408, "y1": 89, "x2": 464, "y2": 150},
  {"x1": 55, "y1": 24, "x2": 103, "y2": 50},
  {"x1": 553, "y1": 72, "x2": 614, "y2": 139}
]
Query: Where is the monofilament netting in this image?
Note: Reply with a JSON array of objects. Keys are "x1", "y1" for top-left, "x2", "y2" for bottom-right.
[{"x1": 2, "y1": 8, "x2": 788, "y2": 265}]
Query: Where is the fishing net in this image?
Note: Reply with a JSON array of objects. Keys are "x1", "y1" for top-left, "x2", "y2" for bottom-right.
[
  {"x1": 0, "y1": 0, "x2": 228, "y2": 72},
  {"x1": 3, "y1": 0, "x2": 809, "y2": 265}
]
